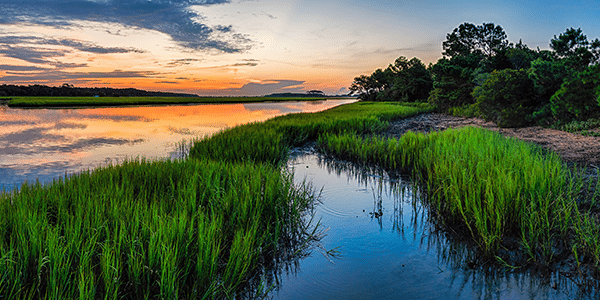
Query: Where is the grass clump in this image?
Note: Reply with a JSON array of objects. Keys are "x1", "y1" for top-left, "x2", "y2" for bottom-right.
[
  {"x1": 0, "y1": 159, "x2": 316, "y2": 299},
  {"x1": 318, "y1": 126, "x2": 600, "y2": 269},
  {"x1": 189, "y1": 101, "x2": 433, "y2": 164}
]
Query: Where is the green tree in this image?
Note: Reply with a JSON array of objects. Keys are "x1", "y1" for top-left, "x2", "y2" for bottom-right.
[
  {"x1": 550, "y1": 28, "x2": 600, "y2": 70},
  {"x1": 349, "y1": 74, "x2": 378, "y2": 101},
  {"x1": 550, "y1": 65, "x2": 600, "y2": 122},
  {"x1": 378, "y1": 56, "x2": 433, "y2": 102},
  {"x1": 428, "y1": 54, "x2": 481, "y2": 110},
  {"x1": 442, "y1": 22, "x2": 509, "y2": 59},
  {"x1": 473, "y1": 69, "x2": 536, "y2": 127}
]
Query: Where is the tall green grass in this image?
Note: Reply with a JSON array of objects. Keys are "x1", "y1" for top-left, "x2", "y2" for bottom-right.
[
  {"x1": 189, "y1": 101, "x2": 433, "y2": 164},
  {"x1": 318, "y1": 126, "x2": 600, "y2": 268},
  {"x1": 0, "y1": 159, "x2": 316, "y2": 299}
]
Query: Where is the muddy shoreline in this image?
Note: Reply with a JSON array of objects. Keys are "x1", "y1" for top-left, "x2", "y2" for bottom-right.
[{"x1": 385, "y1": 113, "x2": 600, "y2": 170}]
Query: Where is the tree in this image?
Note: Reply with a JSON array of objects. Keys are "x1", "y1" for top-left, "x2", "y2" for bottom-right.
[
  {"x1": 442, "y1": 22, "x2": 509, "y2": 59},
  {"x1": 473, "y1": 69, "x2": 536, "y2": 127},
  {"x1": 381, "y1": 56, "x2": 433, "y2": 102},
  {"x1": 550, "y1": 28, "x2": 600, "y2": 70},
  {"x1": 349, "y1": 74, "x2": 378, "y2": 101},
  {"x1": 428, "y1": 53, "x2": 481, "y2": 110}
]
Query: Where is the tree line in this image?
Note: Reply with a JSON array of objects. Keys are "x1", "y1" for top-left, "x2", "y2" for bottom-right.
[
  {"x1": 0, "y1": 83, "x2": 198, "y2": 98},
  {"x1": 349, "y1": 23, "x2": 600, "y2": 127}
]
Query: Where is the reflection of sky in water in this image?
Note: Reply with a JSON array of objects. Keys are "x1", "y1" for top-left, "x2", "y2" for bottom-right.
[
  {"x1": 276, "y1": 153, "x2": 591, "y2": 300},
  {"x1": 0, "y1": 99, "x2": 355, "y2": 190}
]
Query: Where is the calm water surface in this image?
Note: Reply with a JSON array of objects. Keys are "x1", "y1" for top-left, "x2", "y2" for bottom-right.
[
  {"x1": 0, "y1": 99, "x2": 354, "y2": 190},
  {"x1": 279, "y1": 150, "x2": 596, "y2": 300}
]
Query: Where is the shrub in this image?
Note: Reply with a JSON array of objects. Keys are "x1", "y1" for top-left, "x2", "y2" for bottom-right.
[
  {"x1": 473, "y1": 69, "x2": 536, "y2": 127},
  {"x1": 550, "y1": 65, "x2": 600, "y2": 122}
]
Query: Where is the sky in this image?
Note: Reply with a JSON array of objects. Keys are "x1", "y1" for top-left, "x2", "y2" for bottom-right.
[{"x1": 0, "y1": 0, "x2": 598, "y2": 96}]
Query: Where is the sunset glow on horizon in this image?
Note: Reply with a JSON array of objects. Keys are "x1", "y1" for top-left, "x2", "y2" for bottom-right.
[{"x1": 1, "y1": 0, "x2": 598, "y2": 96}]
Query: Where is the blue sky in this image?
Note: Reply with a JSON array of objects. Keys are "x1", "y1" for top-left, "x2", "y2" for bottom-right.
[{"x1": 0, "y1": 0, "x2": 598, "y2": 96}]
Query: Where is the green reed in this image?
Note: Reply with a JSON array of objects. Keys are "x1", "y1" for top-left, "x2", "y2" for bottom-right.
[
  {"x1": 318, "y1": 126, "x2": 600, "y2": 268},
  {"x1": 189, "y1": 101, "x2": 433, "y2": 164},
  {"x1": 0, "y1": 158, "x2": 317, "y2": 299}
]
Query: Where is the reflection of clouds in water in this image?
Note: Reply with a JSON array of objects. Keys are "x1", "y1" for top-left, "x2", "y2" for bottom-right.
[
  {"x1": 75, "y1": 113, "x2": 153, "y2": 122},
  {"x1": 0, "y1": 161, "x2": 82, "y2": 191},
  {"x1": 166, "y1": 126, "x2": 211, "y2": 136},
  {"x1": 0, "y1": 137, "x2": 144, "y2": 155},
  {"x1": 242, "y1": 102, "x2": 305, "y2": 114},
  {"x1": 0, "y1": 119, "x2": 38, "y2": 126},
  {"x1": 0, "y1": 127, "x2": 68, "y2": 145},
  {"x1": 53, "y1": 121, "x2": 87, "y2": 130}
]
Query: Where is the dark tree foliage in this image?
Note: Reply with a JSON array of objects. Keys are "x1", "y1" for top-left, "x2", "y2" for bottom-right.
[
  {"x1": 473, "y1": 69, "x2": 536, "y2": 127},
  {"x1": 505, "y1": 40, "x2": 538, "y2": 70},
  {"x1": 550, "y1": 65, "x2": 600, "y2": 122},
  {"x1": 550, "y1": 28, "x2": 600, "y2": 70},
  {"x1": 428, "y1": 53, "x2": 481, "y2": 110},
  {"x1": 377, "y1": 56, "x2": 433, "y2": 102},
  {"x1": 0, "y1": 84, "x2": 198, "y2": 97},
  {"x1": 349, "y1": 57, "x2": 431, "y2": 102},
  {"x1": 442, "y1": 23, "x2": 509, "y2": 59},
  {"x1": 349, "y1": 74, "x2": 379, "y2": 101}
]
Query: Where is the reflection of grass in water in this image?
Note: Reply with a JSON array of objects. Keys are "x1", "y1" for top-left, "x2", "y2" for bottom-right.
[{"x1": 318, "y1": 126, "x2": 600, "y2": 280}]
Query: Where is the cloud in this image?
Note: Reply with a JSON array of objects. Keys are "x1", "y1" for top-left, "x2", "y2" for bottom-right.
[
  {"x1": 0, "y1": 36, "x2": 144, "y2": 54},
  {"x1": 166, "y1": 58, "x2": 202, "y2": 67},
  {"x1": 0, "y1": 0, "x2": 252, "y2": 53},
  {"x1": 0, "y1": 64, "x2": 50, "y2": 71},
  {"x1": 214, "y1": 79, "x2": 306, "y2": 96},
  {"x1": 203, "y1": 60, "x2": 260, "y2": 69},
  {"x1": 0, "y1": 70, "x2": 160, "y2": 84},
  {"x1": 0, "y1": 46, "x2": 67, "y2": 65}
]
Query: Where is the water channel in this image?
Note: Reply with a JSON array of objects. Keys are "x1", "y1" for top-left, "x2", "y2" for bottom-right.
[{"x1": 0, "y1": 100, "x2": 596, "y2": 299}]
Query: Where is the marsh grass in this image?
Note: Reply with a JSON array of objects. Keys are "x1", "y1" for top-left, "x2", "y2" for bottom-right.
[
  {"x1": 318, "y1": 126, "x2": 600, "y2": 270},
  {"x1": 7, "y1": 96, "x2": 329, "y2": 108},
  {"x1": 189, "y1": 101, "x2": 433, "y2": 164},
  {"x1": 0, "y1": 159, "x2": 318, "y2": 299}
]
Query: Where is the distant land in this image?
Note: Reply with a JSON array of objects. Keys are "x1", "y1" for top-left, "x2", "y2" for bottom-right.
[
  {"x1": 0, "y1": 84, "x2": 199, "y2": 98},
  {"x1": 0, "y1": 84, "x2": 350, "y2": 99}
]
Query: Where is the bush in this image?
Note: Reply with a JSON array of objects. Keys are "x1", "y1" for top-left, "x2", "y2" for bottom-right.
[
  {"x1": 473, "y1": 69, "x2": 536, "y2": 127},
  {"x1": 428, "y1": 54, "x2": 481, "y2": 110},
  {"x1": 550, "y1": 65, "x2": 600, "y2": 122}
]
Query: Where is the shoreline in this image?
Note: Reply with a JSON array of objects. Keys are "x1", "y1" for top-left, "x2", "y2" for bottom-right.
[
  {"x1": 384, "y1": 112, "x2": 600, "y2": 170},
  {"x1": 5, "y1": 96, "x2": 350, "y2": 108}
]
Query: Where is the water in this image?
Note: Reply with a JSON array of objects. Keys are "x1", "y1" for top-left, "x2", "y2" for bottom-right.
[
  {"x1": 0, "y1": 99, "x2": 354, "y2": 190},
  {"x1": 278, "y1": 149, "x2": 596, "y2": 300}
]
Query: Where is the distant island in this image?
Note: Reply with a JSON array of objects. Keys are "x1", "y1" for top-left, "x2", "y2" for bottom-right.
[{"x1": 0, "y1": 83, "x2": 199, "y2": 98}]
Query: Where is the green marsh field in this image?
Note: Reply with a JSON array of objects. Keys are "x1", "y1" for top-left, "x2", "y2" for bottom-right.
[
  {"x1": 5, "y1": 96, "x2": 329, "y2": 107},
  {"x1": 2, "y1": 101, "x2": 600, "y2": 298}
]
